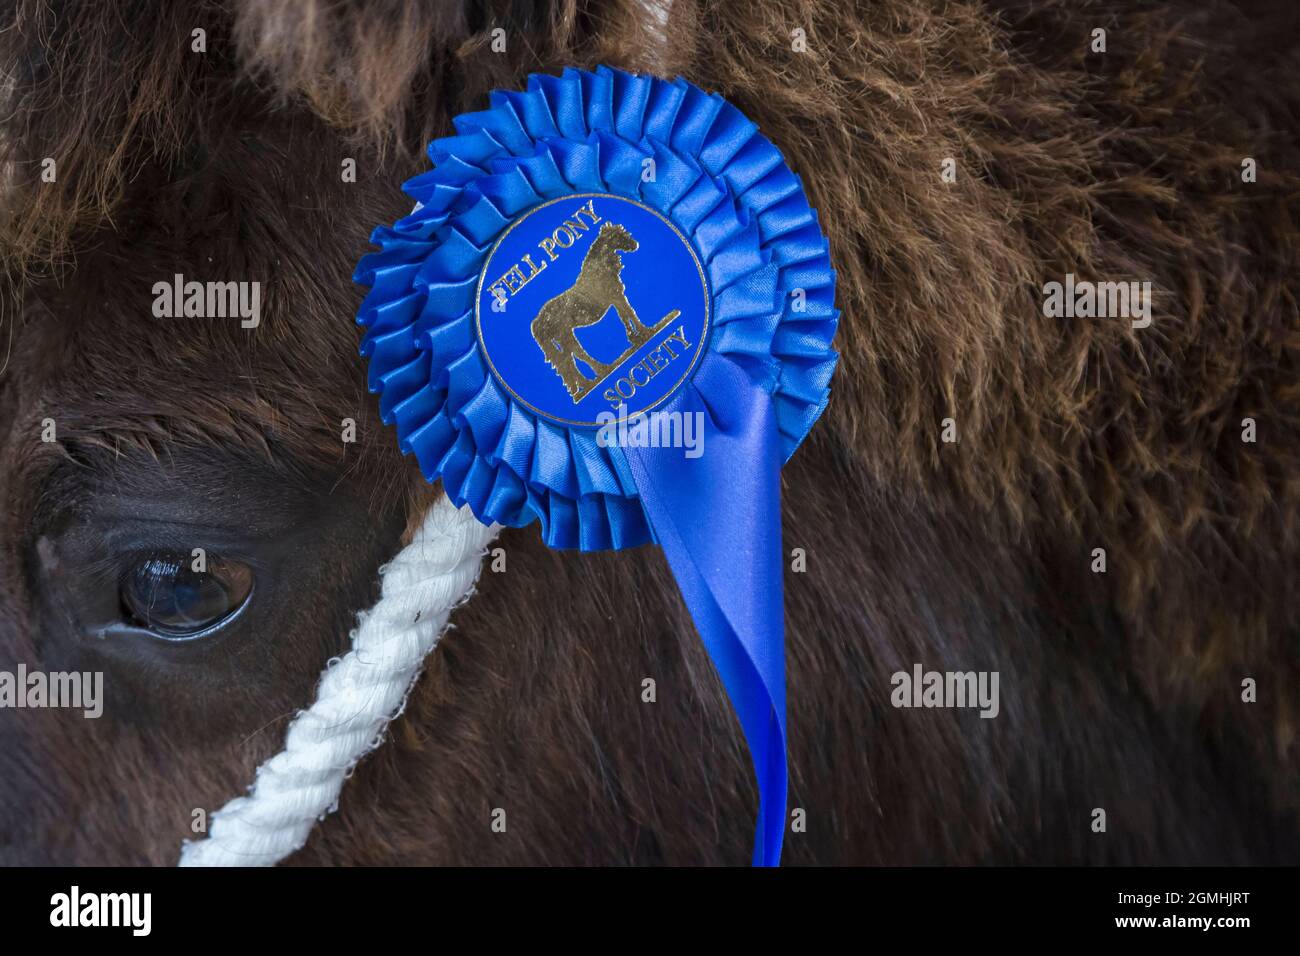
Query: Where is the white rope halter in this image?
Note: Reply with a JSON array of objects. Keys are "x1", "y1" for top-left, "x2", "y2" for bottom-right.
[{"x1": 179, "y1": 495, "x2": 498, "y2": 866}]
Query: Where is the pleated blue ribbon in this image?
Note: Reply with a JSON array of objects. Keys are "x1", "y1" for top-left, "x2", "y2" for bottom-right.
[{"x1": 354, "y1": 66, "x2": 838, "y2": 866}]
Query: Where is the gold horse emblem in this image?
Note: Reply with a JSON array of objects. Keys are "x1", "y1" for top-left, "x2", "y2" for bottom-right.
[{"x1": 531, "y1": 221, "x2": 680, "y2": 401}]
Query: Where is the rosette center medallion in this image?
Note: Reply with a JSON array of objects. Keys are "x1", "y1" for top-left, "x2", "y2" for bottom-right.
[{"x1": 476, "y1": 192, "x2": 710, "y2": 425}]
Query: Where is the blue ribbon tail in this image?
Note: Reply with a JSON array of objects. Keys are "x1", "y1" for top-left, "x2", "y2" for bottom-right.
[{"x1": 624, "y1": 352, "x2": 788, "y2": 867}]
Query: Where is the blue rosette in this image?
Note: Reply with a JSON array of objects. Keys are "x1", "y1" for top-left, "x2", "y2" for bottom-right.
[{"x1": 355, "y1": 66, "x2": 838, "y2": 866}]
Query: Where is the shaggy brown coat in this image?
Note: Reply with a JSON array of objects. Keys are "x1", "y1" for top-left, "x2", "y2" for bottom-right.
[{"x1": 0, "y1": 0, "x2": 1296, "y2": 864}]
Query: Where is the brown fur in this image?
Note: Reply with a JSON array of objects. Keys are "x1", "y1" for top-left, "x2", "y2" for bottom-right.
[{"x1": 0, "y1": 0, "x2": 1296, "y2": 864}]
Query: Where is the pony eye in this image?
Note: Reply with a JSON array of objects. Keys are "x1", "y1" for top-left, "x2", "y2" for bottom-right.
[{"x1": 119, "y1": 553, "x2": 253, "y2": 639}]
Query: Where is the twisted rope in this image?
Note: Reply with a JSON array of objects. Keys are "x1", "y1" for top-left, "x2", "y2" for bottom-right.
[{"x1": 179, "y1": 495, "x2": 498, "y2": 866}]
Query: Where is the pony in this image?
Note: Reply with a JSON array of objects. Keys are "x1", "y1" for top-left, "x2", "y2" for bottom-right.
[
  {"x1": 531, "y1": 221, "x2": 651, "y2": 400},
  {"x1": 0, "y1": 0, "x2": 1296, "y2": 865}
]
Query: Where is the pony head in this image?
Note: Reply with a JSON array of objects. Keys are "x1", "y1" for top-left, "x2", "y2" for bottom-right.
[{"x1": 596, "y1": 221, "x2": 639, "y2": 258}]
